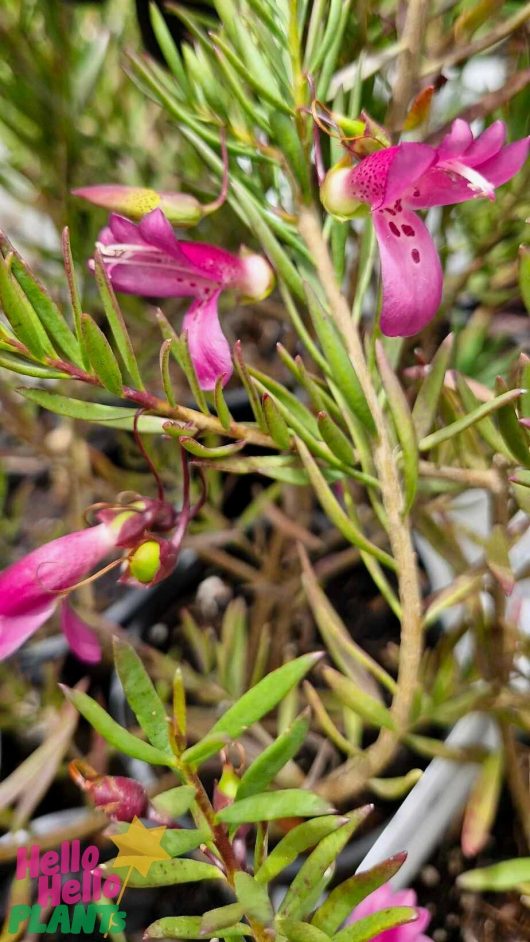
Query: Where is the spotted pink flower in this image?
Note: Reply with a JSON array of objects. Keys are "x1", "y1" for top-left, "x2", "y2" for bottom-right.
[
  {"x1": 93, "y1": 208, "x2": 274, "y2": 390},
  {"x1": 0, "y1": 497, "x2": 181, "y2": 662},
  {"x1": 347, "y1": 883, "x2": 433, "y2": 942},
  {"x1": 321, "y1": 119, "x2": 529, "y2": 337}
]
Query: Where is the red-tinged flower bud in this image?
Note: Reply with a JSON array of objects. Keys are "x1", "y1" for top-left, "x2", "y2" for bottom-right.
[
  {"x1": 122, "y1": 537, "x2": 179, "y2": 587},
  {"x1": 97, "y1": 496, "x2": 179, "y2": 548},
  {"x1": 213, "y1": 761, "x2": 241, "y2": 812},
  {"x1": 69, "y1": 761, "x2": 148, "y2": 822},
  {"x1": 72, "y1": 184, "x2": 203, "y2": 227}
]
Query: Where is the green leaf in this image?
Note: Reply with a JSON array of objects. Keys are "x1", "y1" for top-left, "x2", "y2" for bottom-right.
[
  {"x1": 59, "y1": 686, "x2": 176, "y2": 767},
  {"x1": 237, "y1": 711, "x2": 310, "y2": 801},
  {"x1": 18, "y1": 388, "x2": 167, "y2": 432},
  {"x1": 368, "y1": 770, "x2": 423, "y2": 799},
  {"x1": 208, "y1": 652, "x2": 323, "y2": 741},
  {"x1": 233, "y1": 340, "x2": 267, "y2": 431},
  {"x1": 162, "y1": 827, "x2": 210, "y2": 857},
  {"x1": 376, "y1": 341, "x2": 418, "y2": 513},
  {"x1": 255, "y1": 815, "x2": 348, "y2": 885},
  {"x1": 216, "y1": 789, "x2": 334, "y2": 824},
  {"x1": 296, "y1": 439, "x2": 395, "y2": 569},
  {"x1": 190, "y1": 453, "x2": 344, "y2": 486},
  {"x1": 145, "y1": 915, "x2": 249, "y2": 938},
  {"x1": 317, "y1": 412, "x2": 356, "y2": 466},
  {"x1": 304, "y1": 287, "x2": 375, "y2": 433},
  {"x1": 8, "y1": 250, "x2": 81, "y2": 364},
  {"x1": 214, "y1": 375, "x2": 234, "y2": 430},
  {"x1": 179, "y1": 437, "x2": 246, "y2": 459},
  {"x1": 93, "y1": 249, "x2": 144, "y2": 389},
  {"x1": 412, "y1": 334, "x2": 453, "y2": 439},
  {"x1": 234, "y1": 871, "x2": 273, "y2": 923},
  {"x1": 149, "y1": 2, "x2": 192, "y2": 98},
  {"x1": 458, "y1": 857, "x2": 530, "y2": 891},
  {"x1": 461, "y1": 751, "x2": 503, "y2": 858},
  {"x1": 62, "y1": 227, "x2": 87, "y2": 367},
  {"x1": 300, "y1": 545, "x2": 396, "y2": 694},
  {"x1": 172, "y1": 329, "x2": 211, "y2": 415},
  {"x1": 455, "y1": 374, "x2": 509, "y2": 457},
  {"x1": 0, "y1": 352, "x2": 67, "y2": 380},
  {"x1": 103, "y1": 857, "x2": 221, "y2": 887},
  {"x1": 0, "y1": 252, "x2": 56, "y2": 359},
  {"x1": 270, "y1": 112, "x2": 311, "y2": 199},
  {"x1": 80, "y1": 314, "x2": 123, "y2": 396},
  {"x1": 200, "y1": 905, "x2": 246, "y2": 937},
  {"x1": 312, "y1": 853, "x2": 407, "y2": 934},
  {"x1": 160, "y1": 339, "x2": 176, "y2": 407},
  {"x1": 212, "y1": 33, "x2": 292, "y2": 114},
  {"x1": 278, "y1": 808, "x2": 371, "y2": 921},
  {"x1": 263, "y1": 393, "x2": 292, "y2": 449},
  {"x1": 322, "y1": 667, "x2": 395, "y2": 731},
  {"x1": 332, "y1": 908, "x2": 418, "y2": 942},
  {"x1": 495, "y1": 375, "x2": 530, "y2": 466},
  {"x1": 181, "y1": 733, "x2": 230, "y2": 768},
  {"x1": 519, "y1": 245, "x2": 530, "y2": 314},
  {"x1": 419, "y1": 387, "x2": 522, "y2": 451},
  {"x1": 278, "y1": 919, "x2": 331, "y2": 942},
  {"x1": 113, "y1": 638, "x2": 172, "y2": 754}
]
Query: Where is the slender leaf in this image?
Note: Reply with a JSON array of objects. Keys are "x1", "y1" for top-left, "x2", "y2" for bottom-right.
[
  {"x1": 217, "y1": 789, "x2": 334, "y2": 824},
  {"x1": 237, "y1": 712, "x2": 309, "y2": 801},
  {"x1": 81, "y1": 314, "x2": 123, "y2": 396}
]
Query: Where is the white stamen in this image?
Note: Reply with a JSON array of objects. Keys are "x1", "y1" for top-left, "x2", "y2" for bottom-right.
[{"x1": 442, "y1": 160, "x2": 495, "y2": 200}]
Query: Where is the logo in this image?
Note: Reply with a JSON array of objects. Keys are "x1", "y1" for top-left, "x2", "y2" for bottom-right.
[{"x1": 8, "y1": 817, "x2": 170, "y2": 936}]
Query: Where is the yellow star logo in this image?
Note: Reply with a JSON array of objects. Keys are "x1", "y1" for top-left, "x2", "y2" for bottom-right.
[
  {"x1": 104, "y1": 817, "x2": 170, "y2": 935},
  {"x1": 109, "y1": 816, "x2": 170, "y2": 878}
]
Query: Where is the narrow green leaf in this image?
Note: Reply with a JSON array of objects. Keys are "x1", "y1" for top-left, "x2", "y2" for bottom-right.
[
  {"x1": 81, "y1": 314, "x2": 123, "y2": 396},
  {"x1": 149, "y1": 2, "x2": 192, "y2": 97},
  {"x1": 455, "y1": 374, "x2": 510, "y2": 457},
  {"x1": 376, "y1": 341, "x2": 418, "y2": 514},
  {"x1": 278, "y1": 808, "x2": 372, "y2": 920},
  {"x1": 179, "y1": 437, "x2": 246, "y2": 459},
  {"x1": 270, "y1": 112, "x2": 311, "y2": 199},
  {"x1": 296, "y1": 438, "x2": 395, "y2": 569},
  {"x1": 59, "y1": 686, "x2": 176, "y2": 767},
  {"x1": 113, "y1": 638, "x2": 171, "y2": 754},
  {"x1": 278, "y1": 919, "x2": 331, "y2": 942},
  {"x1": 304, "y1": 287, "x2": 375, "y2": 433},
  {"x1": 18, "y1": 389, "x2": 166, "y2": 432},
  {"x1": 160, "y1": 339, "x2": 176, "y2": 407},
  {"x1": 323, "y1": 666, "x2": 395, "y2": 731},
  {"x1": 93, "y1": 250, "x2": 144, "y2": 389},
  {"x1": 146, "y1": 915, "x2": 248, "y2": 938},
  {"x1": 332, "y1": 907, "x2": 417, "y2": 942},
  {"x1": 233, "y1": 340, "x2": 267, "y2": 430},
  {"x1": 412, "y1": 334, "x2": 453, "y2": 439},
  {"x1": 209, "y1": 652, "x2": 323, "y2": 740},
  {"x1": 237, "y1": 712, "x2": 310, "y2": 801},
  {"x1": 419, "y1": 388, "x2": 522, "y2": 451},
  {"x1": 461, "y1": 751, "x2": 503, "y2": 858},
  {"x1": 200, "y1": 904, "x2": 246, "y2": 937},
  {"x1": 312, "y1": 853, "x2": 407, "y2": 934},
  {"x1": 212, "y1": 34, "x2": 292, "y2": 114},
  {"x1": 300, "y1": 547, "x2": 397, "y2": 693},
  {"x1": 62, "y1": 227, "x2": 87, "y2": 366},
  {"x1": 217, "y1": 789, "x2": 334, "y2": 824},
  {"x1": 495, "y1": 376, "x2": 530, "y2": 466},
  {"x1": 234, "y1": 871, "x2": 273, "y2": 923},
  {"x1": 172, "y1": 329, "x2": 211, "y2": 414},
  {"x1": 255, "y1": 815, "x2": 348, "y2": 885},
  {"x1": 0, "y1": 353, "x2": 67, "y2": 380},
  {"x1": 181, "y1": 733, "x2": 230, "y2": 768},
  {"x1": 263, "y1": 393, "x2": 292, "y2": 449},
  {"x1": 317, "y1": 412, "x2": 356, "y2": 465},
  {"x1": 0, "y1": 253, "x2": 56, "y2": 358},
  {"x1": 458, "y1": 857, "x2": 530, "y2": 891},
  {"x1": 214, "y1": 375, "x2": 234, "y2": 430},
  {"x1": 368, "y1": 770, "x2": 423, "y2": 798},
  {"x1": 519, "y1": 245, "x2": 530, "y2": 314},
  {"x1": 103, "y1": 857, "x2": 221, "y2": 887},
  {"x1": 8, "y1": 251, "x2": 81, "y2": 364},
  {"x1": 162, "y1": 827, "x2": 210, "y2": 857}
]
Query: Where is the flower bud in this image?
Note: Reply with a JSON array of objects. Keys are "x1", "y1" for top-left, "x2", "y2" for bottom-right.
[
  {"x1": 236, "y1": 251, "x2": 275, "y2": 302},
  {"x1": 72, "y1": 185, "x2": 203, "y2": 226},
  {"x1": 320, "y1": 163, "x2": 367, "y2": 220},
  {"x1": 213, "y1": 761, "x2": 241, "y2": 811},
  {"x1": 69, "y1": 761, "x2": 147, "y2": 822},
  {"x1": 123, "y1": 538, "x2": 178, "y2": 587}
]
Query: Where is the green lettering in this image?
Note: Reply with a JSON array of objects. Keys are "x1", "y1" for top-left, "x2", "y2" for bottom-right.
[
  {"x1": 7, "y1": 904, "x2": 31, "y2": 933},
  {"x1": 70, "y1": 904, "x2": 97, "y2": 934},
  {"x1": 45, "y1": 905, "x2": 70, "y2": 934}
]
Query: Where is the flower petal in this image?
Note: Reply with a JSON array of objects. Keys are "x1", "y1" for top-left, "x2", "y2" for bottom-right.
[
  {"x1": 348, "y1": 144, "x2": 435, "y2": 210},
  {"x1": 60, "y1": 602, "x2": 102, "y2": 663},
  {"x1": 138, "y1": 207, "x2": 185, "y2": 257},
  {"x1": 476, "y1": 136, "x2": 530, "y2": 187},
  {"x1": 437, "y1": 119, "x2": 473, "y2": 160},
  {"x1": 107, "y1": 213, "x2": 148, "y2": 245},
  {"x1": 178, "y1": 241, "x2": 242, "y2": 286},
  {"x1": 464, "y1": 120, "x2": 506, "y2": 166},
  {"x1": 403, "y1": 167, "x2": 477, "y2": 208},
  {"x1": 182, "y1": 290, "x2": 232, "y2": 390},
  {"x1": 99, "y1": 254, "x2": 213, "y2": 298},
  {"x1": 0, "y1": 601, "x2": 58, "y2": 659},
  {"x1": 0, "y1": 523, "x2": 115, "y2": 617},
  {"x1": 374, "y1": 208, "x2": 442, "y2": 337}
]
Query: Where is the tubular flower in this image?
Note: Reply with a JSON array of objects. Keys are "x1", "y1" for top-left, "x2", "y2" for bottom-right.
[
  {"x1": 0, "y1": 496, "x2": 183, "y2": 663},
  {"x1": 93, "y1": 208, "x2": 274, "y2": 390},
  {"x1": 347, "y1": 883, "x2": 433, "y2": 942},
  {"x1": 321, "y1": 119, "x2": 529, "y2": 337}
]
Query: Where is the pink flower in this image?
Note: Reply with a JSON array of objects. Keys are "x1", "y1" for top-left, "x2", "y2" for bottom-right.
[
  {"x1": 0, "y1": 496, "x2": 181, "y2": 663},
  {"x1": 93, "y1": 208, "x2": 274, "y2": 390},
  {"x1": 347, "y1": 883, "x2": 433, "y2": 942},
  {"x1": 321, "y1": 119, "x2": 529, "y2": 337}
]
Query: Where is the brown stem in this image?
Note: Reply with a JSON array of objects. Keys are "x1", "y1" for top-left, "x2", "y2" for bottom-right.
[
  {"x1": 298, "y1": 207, "x2": 423, "y2": 801},
  {"x1": 387, "y1": 0, "x2": 427, "y2": 132}
]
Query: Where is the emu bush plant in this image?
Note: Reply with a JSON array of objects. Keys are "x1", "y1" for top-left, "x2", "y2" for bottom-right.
[{"x1": 1, "y1": 0, "x2": 530, "y2": 938}]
